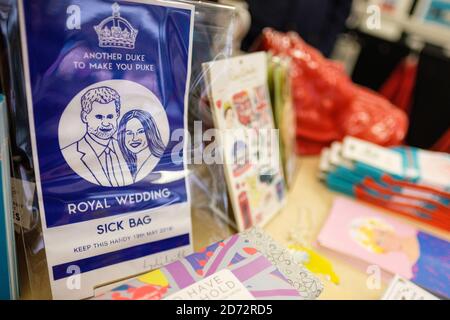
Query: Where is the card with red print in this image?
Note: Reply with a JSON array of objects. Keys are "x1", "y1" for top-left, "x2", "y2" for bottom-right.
[{"x1": 202, "y1": 52, "x2": 286, "y2": 231}]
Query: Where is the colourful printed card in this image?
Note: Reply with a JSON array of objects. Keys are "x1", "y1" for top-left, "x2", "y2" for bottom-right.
[
  {"x1": 95, "y1": 228, "x2": 323, "y2": 300},
  {"x1": 318, "y1": 197, "x2": 450, "y2": 298},
  {"x1": 202, "y1": 52, "x2": 287, "y2": 231}
]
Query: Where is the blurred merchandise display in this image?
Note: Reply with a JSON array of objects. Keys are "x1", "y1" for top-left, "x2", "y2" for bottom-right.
[
  {"x1": 349, "y1": 37, "x2": 450, "y2": 150},
  {"x1": 379, "y1": 55, "x2": 418, "y2": 115},
  {"x1": 0, "y1": 95, "x2": 19, "y2": 300},
  {"x1": 406, "y1": 44, "x2": 450, "y2": 149},
  {"x1": 319, "y1": 136, "x2": 450, "y2": 231},
  {"x1": 258, "y1": 29, "x2": 409, "y2": 155},
  {"x1": 243, "y1": 0, "x2": 352, "y2": 57},
  {"x1": 432, "y1": 128, "x2": 450, "y2": 153},
  {"x1": 415, "y1": 0, "x2": 450, "y2": 29},
  {"x1": 351, "y1": 33, "x2": 411, "y2": 91},
  {"x1": 343, "y1": 1, "x2": 450, "y2": 150},
  {"x1": 359, "y1": 0, "x2": 414, "y2": 41}
]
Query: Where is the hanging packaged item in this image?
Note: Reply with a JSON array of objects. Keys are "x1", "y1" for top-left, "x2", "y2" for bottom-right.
[
  {"x1": 202, "y1": 52, "x2": 287, "y2": 232},
  {"x1": 341, "y1": 137, "x2": 450, "y2": 191},
  {"x1": 3, "y1": 0, "x2": 195, "y2": 299},
  {"x1": 379, "y1": 56, "x2": 418, "y2": 115},
  {"x1": 0, "y1": 95, "x2": 19, "y2": 300},
  {"x1": 178, "y1": 0, "x2": 237, "y2": 242}
]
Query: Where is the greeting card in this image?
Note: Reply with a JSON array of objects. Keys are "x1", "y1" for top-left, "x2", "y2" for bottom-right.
[
  {"x1": 318, "y1": 197, "x2": 450, "y2": 298},
  {"x1": 382, "y1": 275, "x2": 439, "y2": 300},
  {"x1": 95, "y1": 228, "x2": 323, "y2": 300},
  {"x1": 320, "y1": 140, "x2": 450, "y2": 231},
  {"x1": 202, "y1": 52, "x2": 286, "y2": 231}
]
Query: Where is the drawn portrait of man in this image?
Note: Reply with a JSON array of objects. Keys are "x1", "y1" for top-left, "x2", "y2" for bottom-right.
[{"x1": 61, "y1": 86, "x2": 133, "y2": 187}]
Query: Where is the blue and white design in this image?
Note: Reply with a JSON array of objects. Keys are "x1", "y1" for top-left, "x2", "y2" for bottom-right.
[
  {"x1": 18, "y1": 0, "x2": 194, "y2": 299},
  {"x1": 60, "y1": 81, "x2": 169, "y2": 187},
  {"x1": 95, "y1": 3, "x2": 139, "y2": 49}
]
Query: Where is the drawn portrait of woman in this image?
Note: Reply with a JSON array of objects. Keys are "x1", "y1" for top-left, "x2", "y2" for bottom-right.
[{"x1": 118, "y1": 109, "x2": 166, "y2": 184}]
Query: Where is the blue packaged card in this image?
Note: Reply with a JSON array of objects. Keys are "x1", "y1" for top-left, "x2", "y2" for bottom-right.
[{"x1": 18, "y1": 0, "x2": 194, "y2": 299}]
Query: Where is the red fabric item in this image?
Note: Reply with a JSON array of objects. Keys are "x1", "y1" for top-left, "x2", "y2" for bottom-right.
[
  {"x1": 432, "y1": 128, "x2": 450, "y2": 153},
  {"x1": 258, "y1": 29, "x2": 409, "y2": 155},
  {"x1": 379, "y1": 57, "x2": 418, "y2": 114}
]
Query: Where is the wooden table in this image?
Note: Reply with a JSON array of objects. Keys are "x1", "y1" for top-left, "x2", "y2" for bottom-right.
[{"x1": 192, "y1": 156, "x2": 450, "y2": 300}]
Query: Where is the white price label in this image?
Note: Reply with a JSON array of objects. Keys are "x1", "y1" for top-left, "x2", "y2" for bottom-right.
[{"x1": 165, "y1": 269, "x2": 255, "y2": 300}]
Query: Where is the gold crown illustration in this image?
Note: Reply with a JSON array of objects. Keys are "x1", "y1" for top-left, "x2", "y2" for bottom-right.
[{"x1": 94, "y1": 2, "x2": 138, "y2": 50}]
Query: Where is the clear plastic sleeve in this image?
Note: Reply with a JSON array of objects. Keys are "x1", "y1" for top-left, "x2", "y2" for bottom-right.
[
  {"x1": 0, "y1": 0, "x2": 48, "y2": 299},
  {"x1": 177, "y1": 0, "x2": 239, "y2": 249}
]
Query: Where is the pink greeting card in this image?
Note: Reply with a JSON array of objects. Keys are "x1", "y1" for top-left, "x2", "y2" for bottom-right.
[{"x1": 318, "y1": 197, "x2": 450, "y2": 298}]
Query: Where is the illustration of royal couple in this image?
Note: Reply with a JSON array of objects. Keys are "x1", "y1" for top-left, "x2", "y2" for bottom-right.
[{"x1": 62, "y1": 86, "x2": 166, "y2": 187}]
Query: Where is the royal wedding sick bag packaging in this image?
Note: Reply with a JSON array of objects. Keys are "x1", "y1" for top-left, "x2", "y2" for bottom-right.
[{"x1": 1, "y1": 0, "x2": 194, "y2": 299}]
